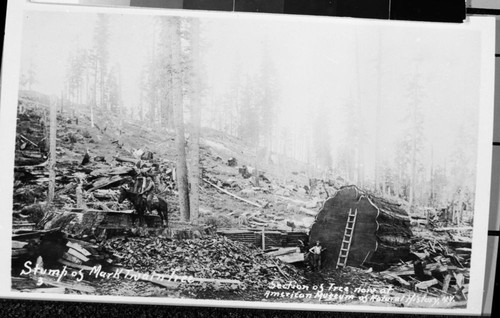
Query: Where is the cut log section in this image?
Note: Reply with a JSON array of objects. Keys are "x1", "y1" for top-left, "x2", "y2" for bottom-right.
[{"x1": 309, "y1": 185, "x2": 412, "y2": 269}]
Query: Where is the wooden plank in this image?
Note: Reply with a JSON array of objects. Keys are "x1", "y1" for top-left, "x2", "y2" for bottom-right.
[
  {"x1": 12, "y1": 248, "x2": 29, "y2": 256},
  {"x1": 12, "y1": 241, "x2": 28, "y2": 249},
  {"x1": 265, "y1": 247, "x2": 300, "y2": 257},
  {"x1": 384, "y1": 269, "x2": 433, "y2": 277},
  {"x1": 385, "y1": 273, "x2": 410, "y2": 286},
  {"x1": 415, "y1": 278, "x2": 439, "y2": 290},
  {"x1": 57, "y1": 259, "x2": 94, "y2": 271},
  {"x1": 442, "y1": 273, "x2": 452, "y2": 292},
  {"x1": 12, "y1": 229, "x2": 59, "y2": 240},
  {"x1": 40, "y1": 275, "x2": 95, "y2": 293},
  {"x1": 271, "y1": 259, "x2": 290, "y2": 279},
  {"x1": 62, "y1": 252, "x2": 83, "y2": 265},
  {"x1": 88, "y1": 175, "x2": 125, "y2": 192},
  {"x1": 12, "y1": 223, "x2": 36, "y2": 228},
  {"x1": 66, "y1": 248, "x2": 90, "y2": 263},
  {"x1": 276, "y1": 253, "x2": 305, "y2": 264},
  {"x1": 66, "y1": 238, "x2": 99, "y2": 251},
  {"x1": 21, "y1": 287, "x2": 66, "y2": 294},
  {"x1": 454, "y1": 272, "x2": 465, "y2": 288},
  {"x1": 66, "y1": 241, "x2": 91, "y2": 256}
]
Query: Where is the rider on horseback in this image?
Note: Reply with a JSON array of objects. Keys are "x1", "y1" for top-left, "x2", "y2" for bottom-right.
[
  {"x1": 134, "y1": 168, "x2": 155, "y2": 198},
  {"x1": 128, "y1": 166, "x2": 169, "y2": 227}
]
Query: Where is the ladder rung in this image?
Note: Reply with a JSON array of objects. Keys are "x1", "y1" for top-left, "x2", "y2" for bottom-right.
[{"x1": 337, "y1": 208, "x2": 358, "y2": 269}]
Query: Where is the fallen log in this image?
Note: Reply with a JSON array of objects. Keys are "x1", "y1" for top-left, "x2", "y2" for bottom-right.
[
  {"x1": 309, "y1": 185, "x2": 412, "y2": 269},
  {"x1": 203, "y1": 179, "x2": 262, "y2": 208},
  {"x1": 113, "y1": 156, "x2": 139, "y2": 165}
]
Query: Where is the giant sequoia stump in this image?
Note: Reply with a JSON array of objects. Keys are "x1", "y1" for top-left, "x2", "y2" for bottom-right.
[{"x1": 309, "y1": 185, "x2": 413, "y2": 270}]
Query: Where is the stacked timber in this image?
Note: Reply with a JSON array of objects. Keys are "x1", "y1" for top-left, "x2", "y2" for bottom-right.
[{"x1": 217, "y1": 229, "x2": 308, "y2": 251}]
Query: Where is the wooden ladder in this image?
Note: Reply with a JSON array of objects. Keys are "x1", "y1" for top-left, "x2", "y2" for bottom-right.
[{"x1": 336, "y1": 208, "x2": 358, "y2": 269}]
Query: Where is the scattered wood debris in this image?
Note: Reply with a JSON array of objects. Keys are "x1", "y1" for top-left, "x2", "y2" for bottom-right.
[
  {"x1": 378, "y1": 236, "x2": 470, "y2": 301},
  {"x1": 101, "y1": 235, "x2": 305, "y2": 290}
]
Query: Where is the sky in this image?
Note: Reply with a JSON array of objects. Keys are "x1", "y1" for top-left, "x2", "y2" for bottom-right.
[{"x1": 19, "y1": 9, "x2": 483, "y2": 183}]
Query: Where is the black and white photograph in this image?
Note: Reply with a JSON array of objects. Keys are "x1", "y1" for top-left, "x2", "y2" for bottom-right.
[{"x1": 0, "y1": 1, "x2": 495, "y2": 315}]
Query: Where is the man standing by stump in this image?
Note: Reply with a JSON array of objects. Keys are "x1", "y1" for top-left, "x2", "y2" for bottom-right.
[{"x1": 309, "y1": 240, "x2": 324, "y2": 271}]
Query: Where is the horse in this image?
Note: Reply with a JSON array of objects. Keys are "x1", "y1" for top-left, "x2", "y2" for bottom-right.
[
  {"x1": 118, "y1": 187, "x2": 147, "y2": 227},
  {"x1": 118, "y1": 187, "x2": 168, "y2": 227},
  {"x1": 146, "y1": 194, "x2": 169, "y2": 228}
]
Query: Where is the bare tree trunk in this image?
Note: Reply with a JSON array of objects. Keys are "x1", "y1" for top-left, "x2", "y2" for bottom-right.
[
  {"x1": 100, "y1": 63, "x2": 106, "y2": 111},
  {"x1": 188, "y1": 19, "x2": 201, "y2": 223},
  {"x1": 48, "y1": 97, "x2": 57, "y2": 205},
  {"x1": 172, "y1": 18, "x2": 190, "y2": 222},
  {"x1": 139, "y1": 89, "x2": 144, "y2": 122},
  {"x1": 409, "y1": 117, "x2": 416, "y2": 208},
  {"x1": 374, "y1": 33, "x2": 382, "y2": 193},
  {"x1": 253, "y1": 160, "x2": 260, "y2": 187}
]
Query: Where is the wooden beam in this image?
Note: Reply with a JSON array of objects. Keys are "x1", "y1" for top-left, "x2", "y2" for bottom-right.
[{"x1": 433, "y1": 226, "x2": 473, "y2": 232}]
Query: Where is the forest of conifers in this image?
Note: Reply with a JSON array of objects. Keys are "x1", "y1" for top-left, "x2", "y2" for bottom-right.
[{"x1": 19, "y1": 11, "x2": 480, "y2": 216}]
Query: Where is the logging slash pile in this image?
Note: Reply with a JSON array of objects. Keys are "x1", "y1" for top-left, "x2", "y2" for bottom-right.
[
  {"x1": 377, "y1": 234, "x2": 470, "y2": 304},
  {"x1": 102, "y1": 235, "x2": 305, "y2": 292}
]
